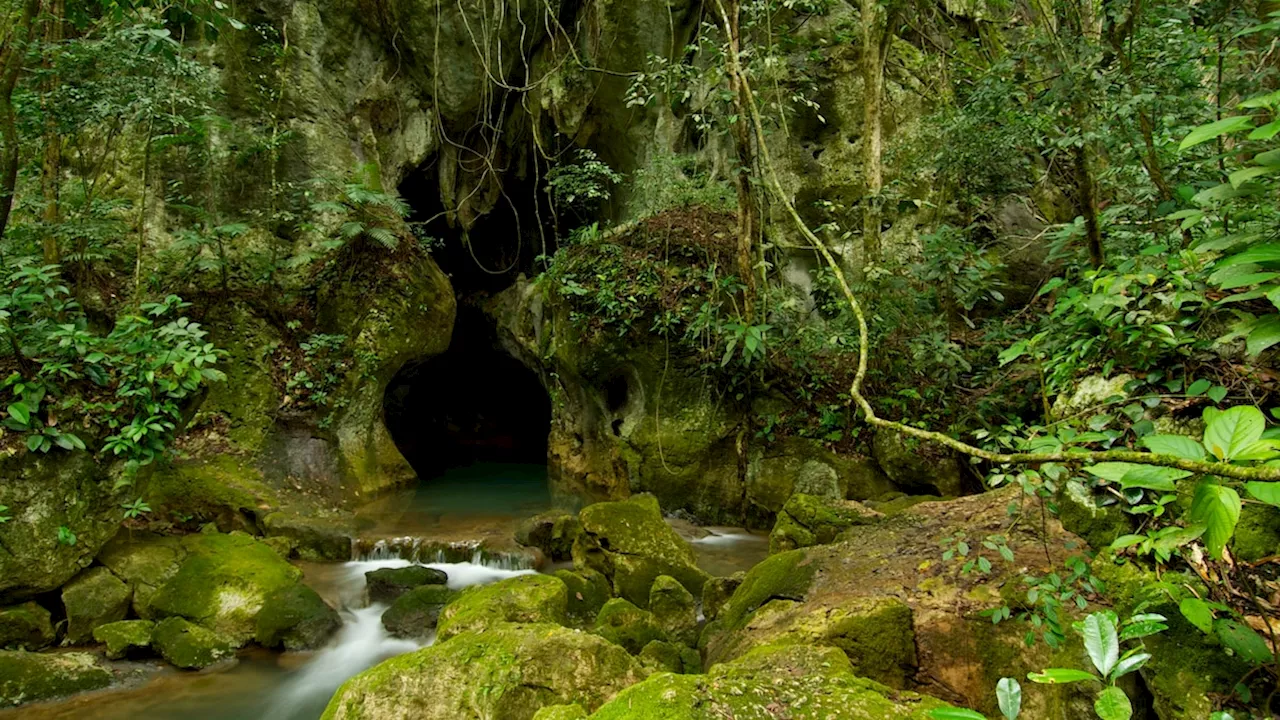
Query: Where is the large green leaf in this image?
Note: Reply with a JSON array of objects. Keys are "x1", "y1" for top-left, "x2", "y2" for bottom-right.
[
  {"x1": 1180, "y1": 598, "x2": 1215, "y2": 634},
  {"x1": 1218, "y1": 243, "x2": 1280, "y2": 269},
  {"x1": 929, "y1": 710, "x2": 988, "y2": 720},
  {"x1": 996, "y1": 678, "x2": 1021, "y2": 720},
  {"x1": 1213, "y1": 618, "x2": 1274, "y2": 664},
  {"x1": 1189, "y1": 482, "x2": 1242, "y2": 560},
  {"x1": 1204, "y1": 406, "x2": 1266, "y2": 460},
  {"x1": 1140, "y1": 435, "x2": 1206, "y2": 461},
  {"x1": 1245, "y1": 482, "x2": 1280, "y2": 508},
  {"x1": 1083, "y1": 462, "x2": 1189, "y2": 492},
  {"x1": 1246, "y1": 315, "x2": 1280, "y2": 357},
  {"x1": 1094, "y1": 686, "x2": 1133, "y2": 720},
  {"x1": 1229, "y1": 165, "x2": 1279, "y2": 188},
  {"x1": 1180, "y1": 116, "x2": 1255, "y2": 150},
  {"x1": 1027, "y1": 668, "x2": 1097, "y2": 684},
  {"x1": 6, "y1": 402, "x2": 29, "y2": 426},
  {"x1": 1249, "y1": 118, "x2": 1280, "y2": 141},
  {"x1": 1081, "y1": 613, "x2": 1120, "y2": 677}
]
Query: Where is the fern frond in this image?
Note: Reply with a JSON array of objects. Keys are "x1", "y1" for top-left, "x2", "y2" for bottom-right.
[
  {"x1": 366, "y1": 226, "x2": 400, "y2": 250},
  {"x1": 340, "y1": 222, "x2": 365, "y2": 239}
]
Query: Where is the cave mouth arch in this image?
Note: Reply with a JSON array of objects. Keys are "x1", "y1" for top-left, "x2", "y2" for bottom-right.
[{"x1": 382, "y1": 305, "x2": 552, "y2": 510}]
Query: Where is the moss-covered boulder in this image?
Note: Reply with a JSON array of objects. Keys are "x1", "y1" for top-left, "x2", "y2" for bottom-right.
[
  {"x1": 95, "y1": 531, "x2": 187, "y2": 619},
  {"x1": 636, "y1": 639, "x2": 700, "y2": 674},
  {"x1": 61, "y1": 567, "x2": 131, "y2": 644},
  {"x1": 575, "y1": 494, "x2": 709, "y2": 607},
  {"x1": 381, "y1": 585, "x2": 457, "y2": 639},
  {"x1": 593, "y1": 598, "x2": 667, "y2": 655},
  {"x1": 532, "y1": 705, "x2": 588, "y2": 720},
  {"x1": 366, "y1": 565, "x2": 449, "y2": 604},
  {"x1": 1054, "y1": 480, "x2": 1130, "y2": 550},
  {"x1": 436, "y1": 574, "x2": 569, "y2": 641},
  {"x1": 322, "y1": 623, "x2": 645, "y2": 719},
  {"x1": 92, "y1": 620, "x2": 155, "y2": 659},
  {"x1": 262, "y1": 512, "x2": 356, "y2": 561},
  {"x1": 555, "y1": 568, "x2": 612, "y2": 626},
  {"x1": 148, "y1": 532, "x2": 303, "y2": 645},
  {"x1": 871, "y1": 431, "x2": 964, "y2": 497},
  {"x1": 590, "y1": 644, "x2": 951, "y2": 720},
  {"x1": 768, "y1": 494, "x2": 882, "y2": 553},
  {"x1": 255, "y1": 584, "x2": 341, "y2": 650},
  {"x1": 152, "y1": 617, "x2": 234, "y2": 669},
  {"x1": 516, "y1": 511, "x2": 584, "y2": 562},
  {"x1": 0, "y1": 602, "x2": 54, "y2": 650},
  {"x1": 0, "y1": 650, "x2": 113, "y2": 706},
  {"x1": 700, "y1": 573, "x2": 743, "y2": 622},
  {"x1": 648, "y1": 575, "x2": 697, "y2": 647}
]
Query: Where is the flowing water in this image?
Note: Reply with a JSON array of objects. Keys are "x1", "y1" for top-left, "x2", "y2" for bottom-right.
[{"x1": 4, "y1": 462, "x2": 768, "y2": 720}]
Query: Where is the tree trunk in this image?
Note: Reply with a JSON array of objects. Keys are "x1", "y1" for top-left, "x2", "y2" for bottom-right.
[
  {"x1": 40, "y1": 0, "x2": 63, "y2": 265},
  {"x1": 1076, "y1": 0, "x2": 1104, "y2": 268},
  {"x1": 716, "y1": 0, "x2": 759, "y2": 319},
  {"x1": 0, "y1": 0, "x2": 41, "y2": 246},
  {"x1": 860, "y1": 0, "x2": 886, "y2": 273},
  {"x1": 1074, "y1": 142, "x2": 1104, "y2": 269}
]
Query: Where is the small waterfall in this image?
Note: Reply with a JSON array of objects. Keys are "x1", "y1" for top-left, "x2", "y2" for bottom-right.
[{"x1": 354, "y1": 536, "x2": 539, "y2": 570}]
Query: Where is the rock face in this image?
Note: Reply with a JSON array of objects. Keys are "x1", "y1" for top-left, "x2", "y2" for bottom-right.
[
  {"x1": 366, "y1": 566, "x2": 449, "y2": 604},
  {"x1": 61, "y1": 567, "x2": 131, "y2": 645},
  {"x1": 871, "y1": 430, "x2": 965, "y2": 497},
  {"x1": 381, "y1": 585, "x2": 457, "y2": 639},
  {"x1": 589, "y1": 644, "x2": 952, "y2": 720},
  {"x1": 0, "y1": 602, "x2": 54, "y2": 650},
  {"x1": 255, "y1": 584, "x2": 342, "y2": 650},
  {"x1": 0, "y1": 651, "x2": 113, "y2": 706},
  {"x1": 94, "y1": 531, "x2": 186, "y2": 619},
  {"x1": 92, "y1": 620, "x2": 155, "y2": 660},
  {"x1": 152, "y1": 617, "x2": 233, "y2": 670},
  {"x1": 147, "y1": 533, "x2": 304, "y2": 645},
  {"x1": 262, "y1": 513, "x2": 356, "y2": 561},
  {"x1": 322, "y1": 623, "x2": 646, "y2": 720},
  {"x1": 515, "y1": 511, "x2": 583, "y2": 562},
  {"x1": 436, "y1": 575, "x2": 569, "y2": 641},
  {"x1": 574, "y1": 494, "x2": 709, "y2": 607},
  {"x1": 768, "y1": 494, "x2": 882, "y2": 553},
  {"x1": 700, "y1": 489, "x2": 1089, "y2": 717}
]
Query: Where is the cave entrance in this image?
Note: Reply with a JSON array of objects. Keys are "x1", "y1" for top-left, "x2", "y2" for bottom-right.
[{"x1": 382, "y1": 306, "x2": 552, "y2": 515}]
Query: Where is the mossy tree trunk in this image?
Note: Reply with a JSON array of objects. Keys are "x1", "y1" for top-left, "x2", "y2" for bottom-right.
[
  {"x1": 718, "y1": 0, "x2": 759, "y2": 320},
  {"x1": 39, "y1": 0, "x2": 63, "y2": 265},
  {"x1": 859, "y1": 0, "x2": 892, "y2": 274},
  {"x1": 0, "y1": 0, "x2": 40, "y2": 245}
]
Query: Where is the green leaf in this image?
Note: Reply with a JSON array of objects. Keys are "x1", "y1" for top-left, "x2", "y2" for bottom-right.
[
  {"x1": 1190, "y1": 482, "x2": 1242, "y2": 560},
  {"x1": 1229, "y1": 165, "x2": 1278, "y2": 188},
  {"x1": 1249, "y1": 118, "x2": 1280, "y2": 141},
  {"x1": 1110, "y1": 652, "x2": 1151, "y2": 679},
  {"x1": 1218, "y1": 243, "x2": 1280, "y2": 269},
  {"x1": 996, "y1": 678, "x2": 1021, "y2": 720},
  {"x1": 1027, "y1": 668, "x2": 1097, "y2": 684},
  {"x1": 1093, "y1": 686, "x2": 1132, "y2": 720},
  {"x1": 1245, "y1": 482, "x2": 1280, "y2": 508},
  {"x1": 1208, "y1": 385, "x2": 1229, "y2": 404},
  {"x1": 1246, "y1": 315, "x2": 1280, "y2": 356},
  {"x1": 1179, "y1": 598, "x2": 1215, "y2": 634},
  {"x1": 1080, "y1": 613, "x2": 1120, "y2": 677},
  {"x1": 6, "y1": 402, "x2": 29, "y2": 426},
  {"x1": 1213, "y1": 618, "x2": 1274, "y2": 664},
  {"x1": 929, "y1": 710, "x2": 988, "y2": 720},
  {"x1": 1204, "y1": 406, "x2": 1266, "y2": 460},
  {"x1": 1083, "y1": 463, "x2": 1189, "y2": 492},
  {"x1": 1187, "y1": 379, "x2": 1213, "y2": 396},
  {"x1": 1140, "y1": 435, "x2": 1206, "y2": 461},
  {"x1": 1180, "y1": 116, "x2": 1255, "y2": 150}
]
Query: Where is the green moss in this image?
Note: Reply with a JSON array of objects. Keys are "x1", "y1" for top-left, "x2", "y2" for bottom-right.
[
  {"x1": 92, "y1": 620, "x2": 155, "y2": 659},
  {"x1": 255, "y1": 583, "x2": 341, "y2": 650},
  {"x1": 1054, "y1": 481, "x2": 1130, "y2": 550},
  {"x1": 365, "y1": 566, "x2": 448, "y2": 604},
  {"x1": 706, "y1": 549, "x2": 817, "y2": 637},
  {"x1": 0, "y1": 602, "x2": 54, "y2": 650},
  {"x1": 146, "y1": 456, "x2": 279, "y2": 529},
  {"x1": 152, "y1": 617, "x2": 233, "y2": 669},
  {"x1": 533, "y1": 705, "x2": 588, "y2": 720},
  {"x1": 381, "y1": 585, "x2": 457, "y2": 639},
  {"x1": 817, "y1": 597, "x2": 917, "y2": 689},
  {"x1": 95, "y1": 531, "x2": 186, "y2": 619},
  {"x1": 555, "y1": 568, "x2": 612, "y2": 627},
  {"x1": 436, "y1": 574, "x2": 569, "y2": 640},
  {"x1": 322, "y1": 623, "x2": 644, "y2": 719},
  {"x1": 769, "y1": 494, "x2": 881, "y2": 553},
  {"x1": 1231, "y1": 503, "x2": 1280, "y2": 562},
  {"x1": 0, "y1": 651, "x2": 113, "y2": 707},
  {"x1": 648, "y1": 575, "x2": 697, "y2": 647},
  {"x1": 636, "y1": 639, "x2": 683, "y2": 673},
  {"x1": 516, "y1": 511, "x2": 584, "y2": 562},
  {"x1": 149, "y1": 532, "x2": 303, "y2": 644},
  {"x1": 593, "y1": 598, "x2": 667, "y2": 655},
  {"x1": 61, "y1": 567, "x2": 131, "y2": 645},
  {"x1": 700, "y1": 573, "x2": 743, "y2": 622},
  {"x1": 262, "y1": 512, "x2": 357, "y2": 562},
  {"x1": 576, "y1": 494, "x2": 709, "y2": 607},
  {"x1": 865, "y1": 494, "x2": 943, "y2": 516}
]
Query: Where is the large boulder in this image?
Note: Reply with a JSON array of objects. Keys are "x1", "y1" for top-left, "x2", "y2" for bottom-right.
[
  {"x1": 574, "y1": 494, "x2": 709, "y2": 607},
  {"x1": 322, "y1": 623, "x2": 646, "y2": 719},
  {"x1": 148, "y1": 532, "x2": 304, "y2": 645},
  {"x1": 516, "y1": 511, "x2": 583, "y2": 562},
  {"x1": 0, "y1": 602, "x2": 54, "y2": 650},
  {"x1": 255, "y1": 584, "x2": 342, "y2": 650},
  {"x1": 381, "y1": 585, "x2": 457, "y2": 639},
  {"x1": 436, "y1": 575, "x2": 568, "y2": 641},
  {"x1": 95, "y1": 531, "x2": 186, "y2": 619},
  {"x1": 700, "y1": 573, "x2": 744, "y2": 623},
  {"x1": 0, "y1": 650, "x2": 113, "y2": 707},
  {"x1": 554, "y1": 568, "x2": 611, "y2": 626},
  {"x1": 366, "y1": 565, "x2": 449, "y2": 604},
  {"x1": 589, "y1": 644, "x2": 952, "y2": 720},
  {"x1": 768, "y1": 493, "x2": 882, "y2": 553},
  {"x1": 61, "y1": 567, "x2": 131, "y2": 644},
  {"x1": 262, "y1": 512, "x2": 356, "y2": 561},
  {"x1": 647, "y1": 575, "x2": 697, "y2": 647},
  {"x1": 592, "y1": 599, "x2": 666, "y2": 655},
  {"x1": 92, "y1": 620, "x2": 155, "y2": 660},
  {"x1": 871, "y1": 430, "x2": 965, "y2": 497},
  {"x1": 152, "y1": 617, "x2": 233, "y2": 669}
]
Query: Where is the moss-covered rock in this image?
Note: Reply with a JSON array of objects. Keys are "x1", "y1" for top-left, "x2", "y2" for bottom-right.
[
  {"x1": 1232, "y1": 502, "x2": 1280, "y2": 562},
  {"x1": 436, "y1": 574, "x2": 569, "y2": 641},
  {"x1": 149, "y1": 532, "x2": 303, "y2": 645},
  {"x1": 152, "y1": 617, "x2": 234, "y2": 669},
  {"x1": 532, "y1": 705, "x2": 588, "y2": 720},
  {"x1": 636, "y1": 639, "x2": 683, "y2": 673},
  {"x1": 95, "y1": 531, "x2": 187, "y2": 619},
  {"x1": 366, "y1": 565, "x2": 449, "y2": 604},
  {"x1": 648, "y1": 575, "x2": 697, "y2": 647},
  {"x1": 322, "y1": 623, "x2": 645, "y2": 719},
  {"x1": 864, "y1": 493, "x2": 944, "y2": 516},
  {"x1": 592, "y1": 598, "x2": 667, "y2": 655},
  {"x1": 145, "y1": 455, "x2": 275, "y2": 534},
  {"x1": 61, "y1": 567, "x2": 131, "y2": 645},
  {"x1": 0, "y1": 650, "x2": 113, "y2": 706},
  {"x1": 262, "y1": 512, "x2": 356, "y2": 561},
  {"x1": 590, "y1": 644, "x2": 951, "y2": 720},
  {"x1": 554, "y1": 568, "x2": 612, "y2": 626},
  {"x1": 700, "y1": 573, "x2": 743, "y2": 622},
  {"x1": 381, "y1": 585, "x2": 457, "y2": 639},
  {"x1": 255, "y1": 583, "x2": 341, "y2": 650},
  {"x1": 769, "y1": 494, "x2": 882, "y2": 553},
  {"x1": 516, "y1": 511, "x2": 583, "y2": 562},
  {"x1": 575, "y1": 494, "x2": 709, "y2": 607},
  {"x1": 0, "y1": 602, "x2": 54, "y2": 650},
  {"x1": 871, "y1": 431, "x2": 965, "y2": 497},
  {"x1": 1054, "y1": 480, "x2": 1130, "y2": 550},
  {"x1": 92, "y1": 620, "x2": 155, "y2": 660}
]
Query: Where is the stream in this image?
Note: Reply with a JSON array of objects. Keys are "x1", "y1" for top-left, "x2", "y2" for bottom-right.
[{"x1": 4, "y1": 462, "x2": 768, "y2": 720}]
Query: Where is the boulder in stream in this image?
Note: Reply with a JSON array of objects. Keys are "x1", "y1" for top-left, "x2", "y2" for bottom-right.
[
  {"x1": 0, "y1": 602, "x2": 54, "y2": 650},
  {"x1": 322, "y1": 622, "x2": 644, "y2": 720},
  {"x1": 262, "y1": 512, "x2": 356, "y2": 561},
  {"x1": 92, "y1": 620, "x2": 155, "y2": 660},
  {"x1": 0, "y1": 650, "x2": 113, "y2": 706},
  {"x1": 768, "y1": 493, "x2": 882, "y2": 553},
  {"x1": 436, "y1": 574, "x2": 568, "y2": 641},
  {"x1": 61, "y1": 567, "x2": 131, "y2": 645},
  {"x1": 515, "y1": 510, "x2": 583, "y2": 561},
  {"x1": 255, "y1": 583, "x2": 342, "y2": 650},
  {"x1": 381, "y1": 585, "x2": 456, "y2": 639},
  {"x1": 647, "y1": 575, "x2": 697, "y2": 647},
  {"x1": 152, "y1": 617, "x2": 233, "y2": 669},
  {"x1": 365, "y1": 565, "x2": 448, "y2": 604},
  {"x1": 592, "y1": 598, "x2": 666, "y2": 655}
]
